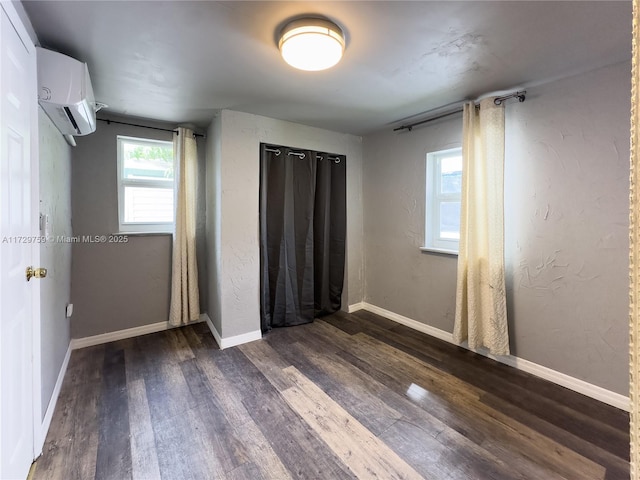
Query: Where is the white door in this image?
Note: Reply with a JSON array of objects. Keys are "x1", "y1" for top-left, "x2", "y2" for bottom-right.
[{"x1": 0, "y1": 3, "x2": 38, "y2": 480}]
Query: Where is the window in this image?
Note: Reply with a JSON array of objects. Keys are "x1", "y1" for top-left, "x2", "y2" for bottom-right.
[
  {"x1": 117, "y1": 136, "x2": 174, "y2": 233},
  {"x1": 424, "y1": 147, "x2": 462, "y2": 253}
]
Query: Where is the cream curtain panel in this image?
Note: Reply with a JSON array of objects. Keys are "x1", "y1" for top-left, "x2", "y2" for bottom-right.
[
  {"x1": 169, "y1": 127, "x2": 200, "y2": 326},
  {"x1": 453, "y1": 98, "x2": 509, "y2": 355}
]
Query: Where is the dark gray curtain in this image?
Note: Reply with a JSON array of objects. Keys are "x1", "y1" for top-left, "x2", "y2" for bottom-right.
[{"x1": 260, "y1": 144, "x2": 346, "y2": 332}]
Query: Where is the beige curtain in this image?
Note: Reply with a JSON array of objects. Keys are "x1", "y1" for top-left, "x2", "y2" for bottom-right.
[
  {"x1": 630, "y1": 0, "x2": 639, "y2": 476},
  {"x1": 453, "y1": 98, "x2": 509, "y2": 355},
  {"x1": 169, "y1": 127, "x2": 200, "y2": 326}
]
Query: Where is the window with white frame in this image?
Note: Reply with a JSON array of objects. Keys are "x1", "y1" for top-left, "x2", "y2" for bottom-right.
[
  {"x1": 424, "y1": 147, "x2": 463, "y2": 253},
  {"x1": 117, "y1": 136, "x2": 174, "y2": 233}
]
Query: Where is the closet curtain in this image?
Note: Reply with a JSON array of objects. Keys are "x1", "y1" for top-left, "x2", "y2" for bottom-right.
[
  {"x1": 169, "y1": 127, "x2": 200, "y2": 326},
  {"x1": 260, "y1": 144, "x2": 346, "y2": 332},
  {"x1": 453, "y1": 98, "x2": 510, "y2": 355}
]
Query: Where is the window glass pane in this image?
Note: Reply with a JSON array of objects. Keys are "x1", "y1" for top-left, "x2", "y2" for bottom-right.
[
  {"x1": 123, "y1": 142, "x2": 174, "y2": 182},
  {"x1": 440, "y1": 156, "x2": 462, "y2": 194},
  {"x1": 439, "y1": 201, "x2": 461, "y2": 239},
  {"x1": 123, "y1": 186, "x2": 173, "y2": 223}
]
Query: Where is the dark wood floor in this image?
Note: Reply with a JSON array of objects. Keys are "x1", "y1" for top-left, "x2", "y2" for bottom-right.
[{"x1": 32, "y1": 310, "x2": 629, "y2": 480}]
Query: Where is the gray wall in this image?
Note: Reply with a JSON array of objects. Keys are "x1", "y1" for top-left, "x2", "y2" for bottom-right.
[
  {"x1": 362, "y1": 61, "x2": 630, "y2": 395},
  {"x1": 363, "y1": 113, "x2": 462, "y2": 332},
  {"x1": 504, "y1": 62, "x2": 629, "y2": 394},
  {"x1": 39, "y1": 109, "x2": 72, "y2": 419},
  {"x1": 205, "y1": 115, "x2": 222, "y2": 335},
  {"x1": 71, "y1": 115, "x2": 207, "y2": 338},
  {"x1": 206, "y1": 109, "x2": 363, "y2": 339}
]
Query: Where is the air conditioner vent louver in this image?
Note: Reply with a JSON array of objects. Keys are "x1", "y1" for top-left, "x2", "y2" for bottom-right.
[
  {"x1": 63, "y1": 107, "x2": 80, "y2": 135},
  {"x1": 37, "y1": 47, "x2": 97, "y2": 136}
]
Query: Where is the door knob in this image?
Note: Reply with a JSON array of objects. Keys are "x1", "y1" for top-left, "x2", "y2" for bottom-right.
[{"x1": 26, "y1": 266, "x2": 47, "y2": 281}]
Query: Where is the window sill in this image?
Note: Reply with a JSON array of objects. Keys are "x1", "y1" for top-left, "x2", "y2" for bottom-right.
[
  {"x1": 420, "y1": 247, "x2": 458, "y2": 256},
  {"x1": 115, "y1": 231, "x2": 172, "y2": 236}
]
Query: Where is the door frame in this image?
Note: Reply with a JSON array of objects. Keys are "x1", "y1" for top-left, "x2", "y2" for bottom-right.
[{"x1": 0, "y1": 0, "x2": 42, "y2": 460}]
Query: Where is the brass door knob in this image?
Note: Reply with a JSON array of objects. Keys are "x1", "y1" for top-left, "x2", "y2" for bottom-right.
[{"x1": 26, "y1": 266, "x2": 47, "y2": 281}]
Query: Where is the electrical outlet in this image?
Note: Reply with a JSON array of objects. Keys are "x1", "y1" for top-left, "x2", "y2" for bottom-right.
[{"x1": 65, "y1": 303, "x2": 73, "y2": 318}]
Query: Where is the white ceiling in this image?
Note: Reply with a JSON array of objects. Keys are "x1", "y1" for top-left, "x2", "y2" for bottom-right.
[{"x1": 23, "y1": 1, "x2": 632, "y2": 135}]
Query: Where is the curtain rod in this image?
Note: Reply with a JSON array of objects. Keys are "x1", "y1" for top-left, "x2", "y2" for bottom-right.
[
  {"x1": 393, "y1": 90, "x2": 526, "y2": 132},
  {"x1": 263, "y1": 146, "x2": 343, "y2": 163},
  {"x1": 97, "y1": 118, "x2": 205, "y2": 138}
]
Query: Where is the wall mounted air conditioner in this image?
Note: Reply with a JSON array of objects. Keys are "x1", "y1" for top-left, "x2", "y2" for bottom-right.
[{"x1": 37, "y1": 47, "x2": 97, "y2": 136}]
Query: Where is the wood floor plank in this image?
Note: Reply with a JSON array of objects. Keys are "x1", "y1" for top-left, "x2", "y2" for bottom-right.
[
  {"x1": 350, "y1": 355, "x2": 572, "y2": 479},
  {"x1": 191, "y1": 349, "x2": 254, "y2": 428},
  {"x1": 32, "y1": 346, "x2": 105, "y2": 480},
  {"x1": 214, "y1": 347, "x2": 356, "y2": 480},
  {"x1": 34, "y1": 318, "x2": 630, "y2": 480},
  {"x1": 342, "y1": 315, "x2": 628, "y2": 477},
  {"x1": 135, "y1": 333, "x2": 201, "y2": 423},
  {"x1": 479, "y1": 391, "x2": 630, "y2": 479},
  {"x1": 151, "y1": 406, "x2": 226, "y2": 480},
  {"x1": 35, "y1": 346, "x2": 106, "y2": 480},
  {"x1": 378, "y1": 418, "x2": 525, "y2": 480},
  {"x1": 318, "y1": 324, "x2": 604, "y2": 478},
  {"x1": 180, "y1": 358, "x2": 250, "y2": 473},
  {"x1": 347, "y1": 331, "x2": 606, "y2": 479},
  {"x1": 67, "y1": 352, "x2": 108, "y2": 479},
  {"x1": 270, "y1": 339, "x2": 404, "y2": 437},
  {"x1": 183, "y1": 405, "x2": 231, "y2": 480},
  {"x1": 397, "y1": 334, "x2": 624, "y2": 457},
  {"x1": 349, "y1": 310, "x2": 629, "y2": 441},
  {"x1": 180, "y1": 323, "x2": 204, "y2": 347},
  {"x1": 127, "y1": 378, "x2": 161, "y2": 480},
  {"x1": 165, "y1": 327, "x2": 196, "y2": 363},
  {"x1": 276, "y1": 322, "x2": 561, "y2": 479},
  {"x1": 234, "y1": 420, "x2": 294, "y2": 480},
  {"x1": 277, "y1": 335, "x2": 530, "y2": 480},
  {"x1": 280, "y1": 365, "x2": 424, "y2": 480},
  {"x1": 238, "y1": 338, "x2": 296, "y2": 391},
  {"x1": 31, "y1": 394, "x2": 74, "y2": 479},
  {"x1": 63, "y1": 344, "x2": 106, "y2": 388},
  {"x1": 95, "y1": 346, "x2": 132, "y2": 480},
  {"x1": 225, "y1": 462, "x2": 264, "y2": 480}
]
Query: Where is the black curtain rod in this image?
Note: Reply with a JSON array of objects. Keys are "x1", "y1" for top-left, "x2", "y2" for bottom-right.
[
  {"x1": 393, "y1": 90, "x2": 526, "y2": 132},
  {"x1": 393, "y1": 109, "x2": 463, "y2": 132},
  {"x1": 263, "y1": 144, "x2": 344, "y2": 159},
  {"x1": 97, "y1": 118, "x2": 205, "y2": 138}
]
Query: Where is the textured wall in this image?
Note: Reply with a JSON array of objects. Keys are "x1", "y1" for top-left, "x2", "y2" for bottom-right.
[
  {"x1": 363, "y1": 61, "x2": 630, "y2": 395},
  {"x1": 504, "y1": 62, "x2": 630, "y2": 394},
  {"x1": 71, "y1": 115, "x2": 207, "y2": 338},
  {"x1": 205, "y1": 115, "x2": 223, "y2": 334},
  {"x1": 363, "y1": 118, "x2": 462, "y2": 331},
  {"x1": 38, "y1": 109, "x2": 72, "y2": 418},
  {"x1": 208, "y1": 109, "x2": 363, "y2": 339}
]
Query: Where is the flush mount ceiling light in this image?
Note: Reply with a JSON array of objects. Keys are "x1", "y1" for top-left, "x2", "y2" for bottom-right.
[{"x1": 278, "y1": 18, "x2": 345, "y2": 71}]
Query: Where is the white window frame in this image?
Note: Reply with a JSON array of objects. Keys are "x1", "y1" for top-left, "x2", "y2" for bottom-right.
[
  {"x1": 423, "y1": 147, "x2": 462, "y2": 255},
  {"x1": 117, "y1": 135, "x2": 174, "y2": 233}
]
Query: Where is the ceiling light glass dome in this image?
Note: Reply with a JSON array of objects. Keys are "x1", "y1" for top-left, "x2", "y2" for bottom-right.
[{"x1": 278, "y1": 18, "x2": 345, "y2": 71}]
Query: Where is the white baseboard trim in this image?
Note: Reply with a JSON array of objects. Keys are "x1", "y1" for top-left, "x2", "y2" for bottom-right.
[
  {"x1": 221, "y1": 329, "x2": 262, "y2": 349},
  {"x1": 359, "y1": 302, "x2": 630, "y2": 412},
  {"x1": 347, "y1": 302, "x2": 365, "y2": 313},
  {"x1": 203, "y1": 313, "x2": 221, "y2": 346},
  {"x1": 486, "y1": 350, "x2": 630, "y2": 412},
  {"x1": 38, "y1": 343, "x2": 71, "y2": 452},
  {"x1": 69, "y1": 313, "x2": 261, "y2": 351},
  {"x1": 203, "y1": 314, "x2": 262, "y2": 349},
  {"x1": 70, "y1": 315, "x2": 207, "y2": 350},
  {"x1": 362, "y1": 302, "x2": 454, "y2": 344}
]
